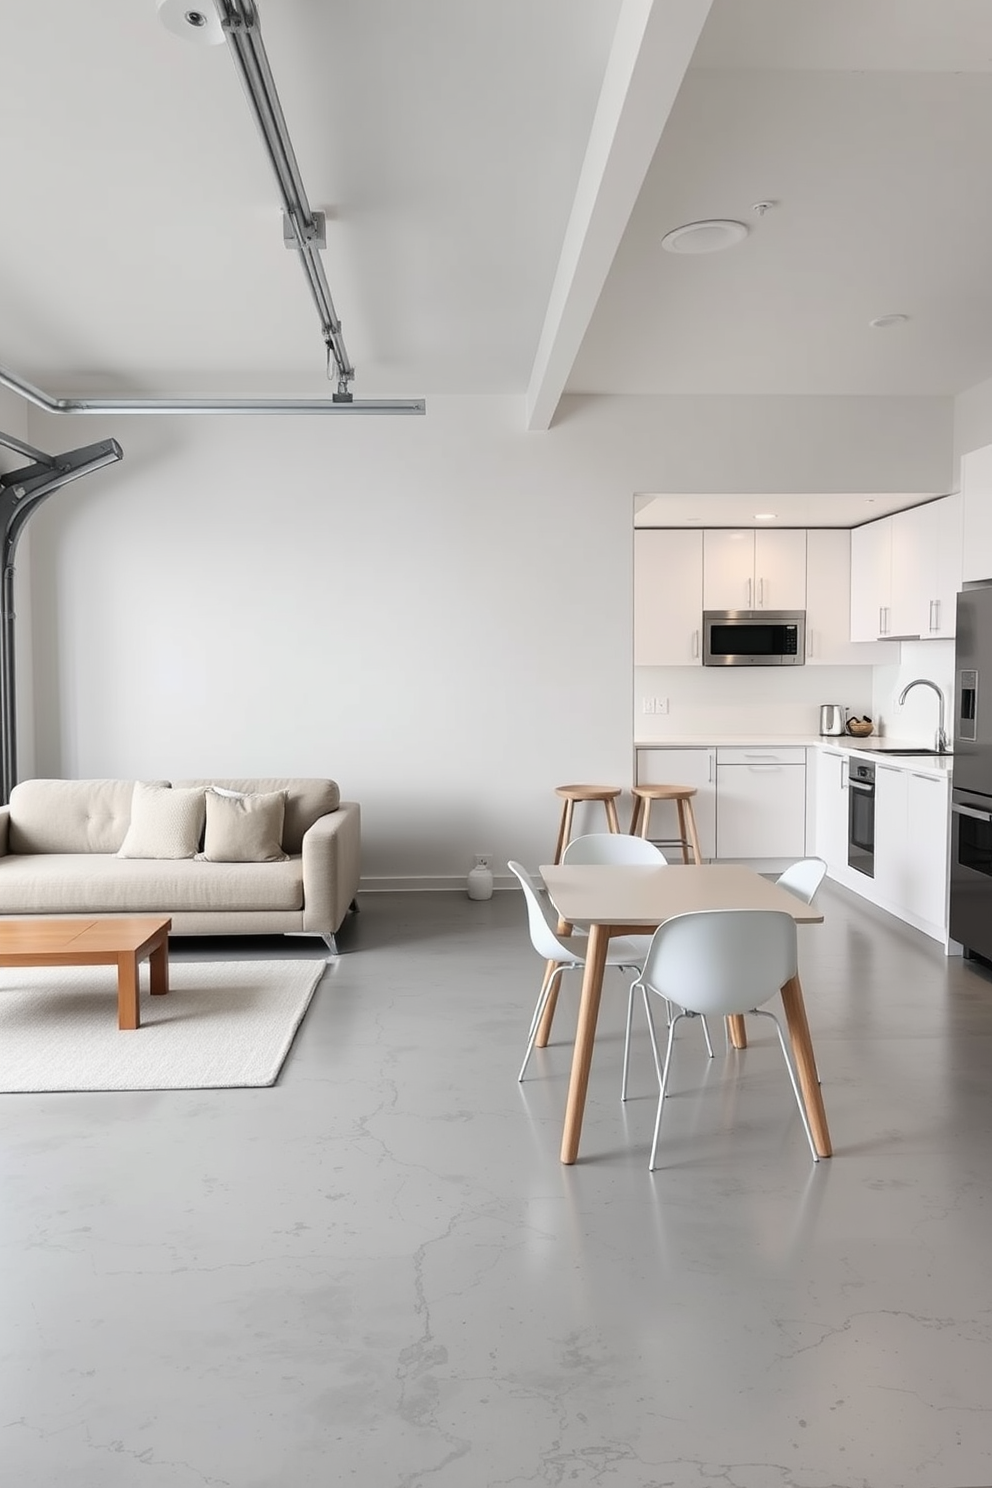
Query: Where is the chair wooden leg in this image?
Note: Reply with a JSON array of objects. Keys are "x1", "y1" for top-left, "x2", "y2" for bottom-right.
[
  {"x1": 629, "y1": 797, "x2": 643, "y2": 836},
  {"x1": 675, "y1": 803, "x2": 690, "y2": 863},
  {"x1": 635, "y1": 800, "x2": 652, "y2": 840},
  {"x1": 553, "y1": 799, "x2": 573, "y2": 865},
  {"x1": 682, "y1": 798, "x2": 702, "y2": 864},
  {"x1": 605, "y1": 797, "x2": 621, "y2": 833}
]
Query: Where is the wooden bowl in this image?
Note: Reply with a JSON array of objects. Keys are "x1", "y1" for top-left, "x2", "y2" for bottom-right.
[{"x1": 846, "y1": 719, "x2": 874, "y2": 737}]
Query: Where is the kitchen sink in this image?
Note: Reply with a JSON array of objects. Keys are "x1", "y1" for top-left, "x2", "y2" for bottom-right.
[{"x1": 859, "y1": 746, "x2": 953, "y2": 756}]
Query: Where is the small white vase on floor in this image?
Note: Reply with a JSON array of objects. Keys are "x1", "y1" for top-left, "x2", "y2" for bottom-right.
[{"x1": 466, "y1": 862, "x2": 494, "y2": 901}]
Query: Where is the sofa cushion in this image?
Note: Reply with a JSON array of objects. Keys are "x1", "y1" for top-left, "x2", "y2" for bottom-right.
[
  {"x1": 8, "y1": 779, "x2": 168, "y2": 855},
  {"x1": 175, "y1": 779, "x2": 340, "y2": 854},
  {"x1": 118, "y1": 783, "x2": 207, "y2": 860},
  {"x1": 199, "y1": 789, "x2": 288, "y2": 863},
  {"x1": 0, "y1": 854, "x2": 304, "y2": 913}
]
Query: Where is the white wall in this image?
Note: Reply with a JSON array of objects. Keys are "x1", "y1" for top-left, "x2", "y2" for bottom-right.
[
  {"x1": 954, "y1": 373, "x2": 992, "y2": 466},
  {"x1": 23, "y1": 391, "x2": 952, "y2": 885}
]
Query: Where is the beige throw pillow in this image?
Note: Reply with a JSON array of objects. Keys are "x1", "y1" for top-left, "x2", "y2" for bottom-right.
[
  {"x1": 199, "y1": 788, "x2": 288, "y2": 863},
  {"x1": 117, "y1": 783, "x2": 206, "y2": 860}
]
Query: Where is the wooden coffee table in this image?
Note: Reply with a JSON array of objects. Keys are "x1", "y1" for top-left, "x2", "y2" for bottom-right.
[{"x1": 0, "y1": 916, "x2": 172, "y2": 1030}]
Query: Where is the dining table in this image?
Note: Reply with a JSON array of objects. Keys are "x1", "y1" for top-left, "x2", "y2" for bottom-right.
[{"x1": 537, "y1": 861, "x2": 830, "y2": 1165}]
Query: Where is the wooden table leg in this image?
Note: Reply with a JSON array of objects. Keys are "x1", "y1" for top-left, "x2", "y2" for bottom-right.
[
  {"x1": 727, "y1": 1014, "x2": 748, "y2": 1049},
  {"x1": 779, "y1": 972, "x2": 832, "y2": 1158},
  {"x1": 149, "y1": 934, "x2": 169, "y2": 997},
  {"x1": 560, "y1": 922, "x2": 611, "y2": 1164},
  {"x1": 118, "y1": 953, "x2": 140, "y2": 1030}
]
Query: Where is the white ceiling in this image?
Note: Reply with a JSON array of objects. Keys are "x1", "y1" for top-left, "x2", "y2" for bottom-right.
[
  {"x1": 634, "y1": 490, "x2": 939, "y2": 529},
  {"x1": 2, "y1": 0, "x2": 992, "y2": 424}
]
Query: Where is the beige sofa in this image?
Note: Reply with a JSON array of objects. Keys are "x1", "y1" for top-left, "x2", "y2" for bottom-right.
[{"x1": 0, "y1": 777, "x2": 361, "y2": 953}]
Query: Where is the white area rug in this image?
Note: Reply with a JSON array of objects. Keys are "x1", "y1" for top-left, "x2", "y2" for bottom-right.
[{"x1": 0, "y1": 959, "x2": 326, "y2": 1092}]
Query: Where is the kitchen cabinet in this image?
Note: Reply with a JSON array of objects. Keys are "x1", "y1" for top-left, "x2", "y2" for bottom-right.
[
  {"x1": 805, "y1": 529, "x2": 893, "y2": 664},
  {"x1": 702, "y1": 529, "x2": 807, "y2": 612},
  {"x1": 873, "y1": 763, "x2": 949, "y2": 933},
  {"x1": 633, "y1": 529, "x2": 703, "y2": 665},
  {"x1": 961, "y1": 443, "x2": 992, "y2": 584},
  {"x1": 634, "y1": 747, "x2": 715, "y2": 860},
  {"x1": 715, "y1": 746, "x2": 806, "y2": 860},
  {"x1": 849, "y1": 497, "x2": 961, "y2": 642},
  {"x1": 810, "y1": 745, "x2": 849, "y2": 872}
]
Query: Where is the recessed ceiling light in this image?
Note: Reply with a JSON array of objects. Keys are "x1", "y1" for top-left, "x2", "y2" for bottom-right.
[
  {"x1": 754, "y1": 513, "x2": 776, "y2": 521},
  {"x1": 661, "y1": 220, "x2": 749, "y2": 255},
  {"x1": 869, "y1": 314, "x2": 909, "y2": 329},
  {"x1": 156, "y1": 0, "x2": 225, "y2": 44}
]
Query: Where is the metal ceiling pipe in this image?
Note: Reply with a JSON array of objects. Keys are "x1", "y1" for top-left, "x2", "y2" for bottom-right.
[
  {"x1": 217, "y1": 0, "x2": 356, "y2": 396},
  {"x1": 0, "y1": 362, "x2": 425, "y2": 416},
  {"x1": 0, "y1": 437, "x2": 124, "y2": 803}
]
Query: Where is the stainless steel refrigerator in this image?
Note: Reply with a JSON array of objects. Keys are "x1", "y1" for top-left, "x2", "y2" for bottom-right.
[{"x1": 950, "y1": 585, "x2": 992, "y2": 959}]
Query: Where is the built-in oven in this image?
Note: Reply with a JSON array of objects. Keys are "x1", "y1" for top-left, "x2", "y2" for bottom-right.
[
  {"x1": 848, "y1": 759, "x2": 875, "y2": 877},
  {"x1": 949, "y1": 785, "x2": 992, "y2": 961}
]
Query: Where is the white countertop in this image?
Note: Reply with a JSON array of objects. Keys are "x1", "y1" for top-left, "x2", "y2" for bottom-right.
[{"x1": 633, "y1": 735, "x2": 954, "y2": 778}]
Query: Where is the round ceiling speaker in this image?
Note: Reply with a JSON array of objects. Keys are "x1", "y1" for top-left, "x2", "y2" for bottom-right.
[
  {"x1": 661, "y1": 219, "x2": 749, "y2": 255},
  {"x1": 156, "y1": 0, "x2": 225, "y2": 45}
]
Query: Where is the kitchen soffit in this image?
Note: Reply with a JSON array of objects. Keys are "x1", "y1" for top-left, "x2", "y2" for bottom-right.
[{"x1": 633, "y1": 492, "x2": 946, "y2": 529}]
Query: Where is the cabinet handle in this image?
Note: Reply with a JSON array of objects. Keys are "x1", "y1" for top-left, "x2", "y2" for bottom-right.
[
  {"x1": 878, "y1": 605, "x2": 884, "y2": 636},
  {"x1": 708, "y1": 754, "x2": 713, "y2": 783},
  {"x1": 691, "y1": 628, "x2": 699, "y2": 659},
  {"x1": 747, "y1": 578, "x2": 752, "y2": 609},
  {"x1": 934, "y1": 598, "x2": 941, "y2": 632},
  {"x1": 757, "y1": 577, "x2": 764, "y2": 607},
  {"x1": 807, "y1": 626, "x2": 814, "y2": 658},
  {"x1": 929, "y1": 598, "x2": 936, "y2": 633},
  {"x1": 912, "y1": 773, "x2": 940, "y2": 783}
]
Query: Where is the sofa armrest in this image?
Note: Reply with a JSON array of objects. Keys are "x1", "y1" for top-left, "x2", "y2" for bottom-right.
[
  {"x1": 300, "y1": 801, "x2": 361, "y2": 936},
  {"x1": 0, "y1": 805, "x2": 9, "y2": 857}
]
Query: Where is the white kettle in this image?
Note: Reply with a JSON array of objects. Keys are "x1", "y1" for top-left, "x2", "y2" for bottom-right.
[{"x1": 819, "y1": 704, "x2": 845, "y2": 736}]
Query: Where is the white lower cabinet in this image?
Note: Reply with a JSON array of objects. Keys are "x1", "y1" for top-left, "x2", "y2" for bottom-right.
[
  {"x1": 872, "y1": 763, "x2": 949, "y2": 936},
  {"x1": 810, "y1": 746, "x2": 849, "y2": 873},
  {"x1": 715, "y1": 747, "x2": 806, "y2": 860},
  {"x1": 634, "y1": 747, "x2": 716, "y2": 860}
]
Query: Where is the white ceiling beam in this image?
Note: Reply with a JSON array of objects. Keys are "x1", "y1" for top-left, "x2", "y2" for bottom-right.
[{"x1": 525, "y1": 0, "x2": 713, "y2": 430}]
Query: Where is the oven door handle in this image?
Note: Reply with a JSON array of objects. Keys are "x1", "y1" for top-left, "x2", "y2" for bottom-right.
[
  {"x1": 952, "y1": 802, "x2": 992, "y2": 822},
  {"x1": 849, "y1": 781, "x2": 874, "y2": 794}
]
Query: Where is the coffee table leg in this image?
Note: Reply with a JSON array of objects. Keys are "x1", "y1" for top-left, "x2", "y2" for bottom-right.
[
  {"x1": 727, "y1": 1014, "x2": 748, "y2": 1049},
  {"x1": 149, "y1": 935, "x2": 169, "y2": 997},
  {"x1": 118, "y1": 953, "x2": 140, "y2": 1031},
  {"x1": 780, "y1": 973, "x2": 831, "y2": 1158},
  {"x1": 560, "y1": 922, "x2": 610, "y2": 1165}
]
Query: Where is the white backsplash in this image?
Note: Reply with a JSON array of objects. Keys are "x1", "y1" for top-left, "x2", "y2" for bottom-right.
[
  {"x1": 634, "y1": 664, "x2": 875, "y2": 739},
  {"x1": 871, "y1": 639, "x2": 955, "y2": 744},
  {"x1": 636, "y1": 640, "x2": 957, "y2": 743}
]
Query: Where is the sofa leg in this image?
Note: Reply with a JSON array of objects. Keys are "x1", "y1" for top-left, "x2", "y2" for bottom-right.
[
  {"x1": 322, "y1": 933, "x2": 339, "y2": 956},
  {"x1": 349, "y1": 898, "x2": 360, "y2": 914}
]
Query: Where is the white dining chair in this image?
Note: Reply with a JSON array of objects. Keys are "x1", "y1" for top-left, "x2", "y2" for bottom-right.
[
  {"x1": 509, "y1": 860, "x2": 652, "y2": 1083},
  {"x1": 629, "y1": 909, "x2": 819, "y2": 1170},
  {"x1": 776, "y1": 857, "x2": 827, "y2": 905}
]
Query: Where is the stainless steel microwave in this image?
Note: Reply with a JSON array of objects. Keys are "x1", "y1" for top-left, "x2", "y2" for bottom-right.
[{"x1": 702, "y1": 610, "x2": 805, "y2": 666}]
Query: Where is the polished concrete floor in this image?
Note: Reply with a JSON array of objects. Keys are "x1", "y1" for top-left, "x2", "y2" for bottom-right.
[{"x1": 2, "y1": 883, "x2": 992, "y2": 1488}]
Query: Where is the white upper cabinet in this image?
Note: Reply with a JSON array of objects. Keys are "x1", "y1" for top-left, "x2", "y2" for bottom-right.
[
  {"x1": 703, "y1": 529, "x2": 806, "y2": 611},
  {"x1": 961, "y1": 444, "x2": 992, "y2": 584},
  {"x1": 633, "y1": 529, "x2": 703, "y2": 666},
  {"x1": 849, "y1": 496, "x2": 961, "y2": 642},
  {"x1": 806, "y1": 529, "x2": 893, "y2": 664},
  {"x1": 850, "y1": 519, "x2": 893, "y2": 641}
]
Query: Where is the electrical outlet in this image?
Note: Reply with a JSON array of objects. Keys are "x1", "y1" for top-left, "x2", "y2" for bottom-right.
[
  {"x1": 657, "y1": 697, "x2": 669, "y2": 715},
  {"x1": 642, "y1": 697, "x2": 656, "y2": 714},
  {"x1": 474, "y1": 854, "x2": 493, "y2": 870}
]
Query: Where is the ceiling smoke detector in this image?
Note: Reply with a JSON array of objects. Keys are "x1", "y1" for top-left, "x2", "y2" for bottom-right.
[
  {"x1": 661, "y1": 220, "x2": 748, "y2": 255},
  {"x1": 156, "y1": 0, "x2": 225, "y2": 45}
]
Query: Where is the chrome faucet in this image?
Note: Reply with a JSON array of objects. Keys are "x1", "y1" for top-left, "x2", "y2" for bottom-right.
[{"x1": 897, "y1": 678, "x2": 949, "y2": 753}]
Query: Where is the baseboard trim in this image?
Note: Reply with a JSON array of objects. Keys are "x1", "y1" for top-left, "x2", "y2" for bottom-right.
[{"x1": 358, "y1": 875, "x2": 515, "y2": 894}]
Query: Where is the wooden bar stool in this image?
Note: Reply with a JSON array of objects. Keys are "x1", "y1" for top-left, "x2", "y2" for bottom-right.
[
  {"x1": 552, "y1": 784, "x2": 622, "y2": 864},
  {"x1": 629, "y1": 784, "x2": 702, "y2": 864}
]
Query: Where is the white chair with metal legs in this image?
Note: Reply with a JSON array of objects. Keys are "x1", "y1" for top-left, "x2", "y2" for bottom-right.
[
  {"x1": 628, "y1": 909, "x2": 819, "y2": 1170},
  {"x1": 509, "y1": 860, "x2": 650, "y2": 1083},
  {"x1": 776, "y1": 857, "x2": 827, "y2": 905}
]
